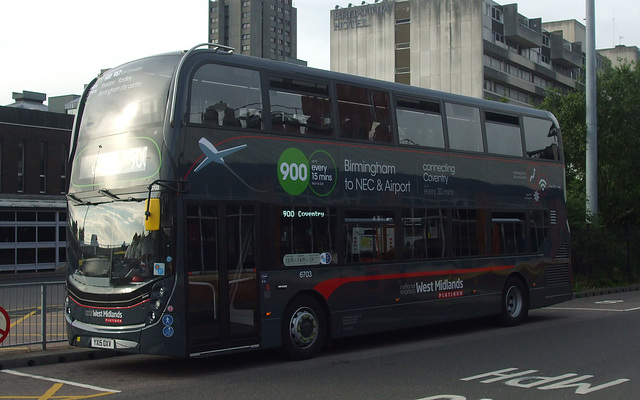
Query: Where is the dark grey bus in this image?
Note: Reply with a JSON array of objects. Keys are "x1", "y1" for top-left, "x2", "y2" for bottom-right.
[{"x1": 65, "y1": 44, "x2": 571, "y2": 360}]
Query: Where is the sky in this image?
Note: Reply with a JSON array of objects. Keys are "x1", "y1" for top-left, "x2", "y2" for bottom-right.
[{"x1": 1, "y1": 0, "x2": 638, "y2": 106}]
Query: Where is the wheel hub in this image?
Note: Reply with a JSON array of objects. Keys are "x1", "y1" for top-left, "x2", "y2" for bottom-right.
[
  {"x1": 506, "y1": 286, "x2": 522, "y2": 317},
  {"x1": 289, "y1": 307, "x2": 318, "y2": 348}
]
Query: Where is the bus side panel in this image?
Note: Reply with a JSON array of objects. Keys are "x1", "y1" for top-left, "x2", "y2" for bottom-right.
[
  {"x1": 330, "y1": 293, "x2": 502, "y2": 340},
  {"x1": 316, "y1": 261, "x2": 511, "y2": 340}
]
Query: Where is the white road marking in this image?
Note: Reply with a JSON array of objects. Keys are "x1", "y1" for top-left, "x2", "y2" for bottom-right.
[{"x1": 1, "y1": 369, "x2": 121, "y2": 393}]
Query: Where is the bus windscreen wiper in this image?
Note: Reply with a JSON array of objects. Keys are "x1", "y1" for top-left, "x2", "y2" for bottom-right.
[{"x1": 98, "y1": 188, "x2": 120, "y2": 200}]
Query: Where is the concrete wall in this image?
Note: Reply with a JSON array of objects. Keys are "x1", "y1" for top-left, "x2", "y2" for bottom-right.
[
  {"x1": 412, "y1": 0, "x2": 484, "y2": 96},
  {"x1": 330, "y1": 0, "x2": 484, "y2": 97}
]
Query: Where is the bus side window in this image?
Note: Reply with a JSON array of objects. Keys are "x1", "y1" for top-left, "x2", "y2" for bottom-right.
[
  {"x1": 529, "y1": 210, "x2": 549, "y2": 253},
  {"x1": 396, "y1": 98, "x2": 445, "y2": 148},
  {"x1": 337, "y1": 84, "x2": 391, "y2": 142},
  {"x1": 344, "y1": 211, "x2": 395, "y2": 263},
  {"x1": 402, "y1": 208, "x2": 447, "y2": 260},
  {"x1": 189, "y1": 64, "x2": 263, "y2": 129},
  {"x1": 269, "y1": 76, "x2": 333, "y2": 136},
  {"x1": 485, "y1": 112, "x2": 523, "y2": 157},
  {"x1": 451, "y1": 209, "x2": 486, "y2": 257},
  {"x1": 446, "y1": 103, "x2": 483, "y2": 153},
  {"x1": 523, "y1": 117, "x2": 560, "y2": 161},
  {"x1": 277, "y1": 207, "x2": 337, "y2": 267},
  {"x1": 491, "y1": 212, "x2": 526, "y2": 255}
]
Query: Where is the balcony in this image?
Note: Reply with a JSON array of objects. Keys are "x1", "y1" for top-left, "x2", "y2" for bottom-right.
[
  {"x1": 503, "y1": 4, "x2": 542, "y2": 48},
  {"x1": 550, "y1": 33, "x2": 583, "y2": 68}
]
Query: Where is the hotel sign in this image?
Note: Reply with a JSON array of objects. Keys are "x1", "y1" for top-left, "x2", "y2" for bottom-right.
[{"x1": 333, "y1": 3, "x2": 393, "y2": 30}]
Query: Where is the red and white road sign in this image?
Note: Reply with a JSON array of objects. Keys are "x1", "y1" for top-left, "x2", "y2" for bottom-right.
[{"x1": 0, "y1": 306, "x2": 10, "y2": 343}]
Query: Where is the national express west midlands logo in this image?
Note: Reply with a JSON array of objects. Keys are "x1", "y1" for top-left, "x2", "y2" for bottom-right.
[{"x1": 277, "y1": 148, "x2": 337, "y2": 196}]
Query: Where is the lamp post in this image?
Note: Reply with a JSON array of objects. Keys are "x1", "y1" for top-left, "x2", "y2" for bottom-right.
[{"x1": 585, "y1": 0, "x2": 598, "y2": 219}]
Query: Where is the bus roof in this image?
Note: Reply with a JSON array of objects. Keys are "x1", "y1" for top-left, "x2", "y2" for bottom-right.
[{"x1": 100, "y1": 45, "x2": 558, "y2": 127}]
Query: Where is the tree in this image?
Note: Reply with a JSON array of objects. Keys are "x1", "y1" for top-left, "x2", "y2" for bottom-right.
[{"x1": 540, "y1": 62, "x2": 640, "y2": 229}]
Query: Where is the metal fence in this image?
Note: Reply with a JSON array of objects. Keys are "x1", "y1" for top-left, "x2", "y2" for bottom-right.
[
  {"x1": 571, "y1": 225, "x2": 640, "y2": 288},
  {"x1": 0, "y1": 281, "x2": 67, "y2": 349}
]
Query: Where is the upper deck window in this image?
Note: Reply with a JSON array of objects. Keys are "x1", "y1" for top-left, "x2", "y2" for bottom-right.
[
  {"x1": 190, "y1": 64, "x2": 263, "y2": 129},
  {"x1": 269, "y1": 77, "x2": 332, "y2": 136},
  {"x1": 80, "y1": 55, "x2": 180, "y2": 138},
  {"x1": 337, "y1": 84, "x2": 392, "y2": 143},
  {"x1": 523, "y1": 117, "x2": 560, "y2": 161},
  {"x1": 446, "y1": 103, "x2": 484, "y2": 152},
  {"x1": 485, "y1": 111, "x2": 523, "y2": 157},
  {"x1": 396, "y1": 98, "x2": 445, "y2": 148}
]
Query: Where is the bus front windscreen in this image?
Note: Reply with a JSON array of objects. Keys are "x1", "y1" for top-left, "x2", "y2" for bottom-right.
[
  {"x1": 79, "y1": 55, "x2": 181, "y2": 138},
  {"x1": 67, "y1": 200, "x2": 173, "y2": 293}
]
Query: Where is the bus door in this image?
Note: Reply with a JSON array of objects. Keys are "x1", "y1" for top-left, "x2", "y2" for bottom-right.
[{"x1": 186, "y1": 203, "x2": 258, "y2": 353}]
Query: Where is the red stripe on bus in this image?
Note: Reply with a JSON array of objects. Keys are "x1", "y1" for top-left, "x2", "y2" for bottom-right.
[
  {"x1": 313, "y1": 264, "x2": 515, "y2": 300},
  {"x1": 69, "y1": 296, "x2": 150, "y2": 310}
]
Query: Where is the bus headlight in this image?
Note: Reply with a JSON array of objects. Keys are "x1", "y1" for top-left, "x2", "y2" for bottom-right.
[
  {"x1": 150, "y1": 280, "x2": 170, "y2": 313},
  {"x1": 147, "y1": 311, "x2": 158, "y2": 324}
]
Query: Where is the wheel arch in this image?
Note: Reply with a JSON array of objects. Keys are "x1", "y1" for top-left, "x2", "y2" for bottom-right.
[{"x1": 285, "y1": 289, "x2": 333, "y2": 344}]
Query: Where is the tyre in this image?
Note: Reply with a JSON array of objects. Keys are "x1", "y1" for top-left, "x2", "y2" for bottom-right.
[
  {"x1": 282, "y1": 295, "x2": 327, "y2": 360},
  {"x1": 500, "y1": 277, "x2": 529, "y2": 327}
]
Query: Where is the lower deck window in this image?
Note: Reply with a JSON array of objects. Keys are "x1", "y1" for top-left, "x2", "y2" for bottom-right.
[
  {"x1": 344, "y1": 210, "x2": 395, "y2": 263},
  {"x1": 277, "y1": 207, "x2": 336, "y2": 267},
  {"x1": 402, "y1": 209, "x2": 446, "y2": 259}
]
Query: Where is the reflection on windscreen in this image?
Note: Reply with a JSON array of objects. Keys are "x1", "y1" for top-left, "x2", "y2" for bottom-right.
[
  {"x1": 67, "y1": 201, "x2": 170, "y2": 289},
  {"x1": 80, "y1": 55, "x2": 180, "y2": 138}
]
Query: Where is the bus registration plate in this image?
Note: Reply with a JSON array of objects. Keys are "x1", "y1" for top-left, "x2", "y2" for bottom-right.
[{"x1": 91, "y1": 337, "x2": 114, "y2": 349}]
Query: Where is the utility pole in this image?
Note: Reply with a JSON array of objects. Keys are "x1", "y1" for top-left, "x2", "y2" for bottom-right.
[{"x1": 585, "y1": 0, "x2": 598, "y2": 218}]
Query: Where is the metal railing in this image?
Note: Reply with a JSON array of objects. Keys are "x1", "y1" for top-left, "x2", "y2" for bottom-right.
[{"x1": 0, "y1": 281, "x2": 67, "y2": 349}]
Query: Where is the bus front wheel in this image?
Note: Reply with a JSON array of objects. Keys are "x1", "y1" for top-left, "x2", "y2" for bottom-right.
[
  {"x1": 500, "y1": 277, "x2": 529, "y2": 327},
  {"x1": 282, "y1": 295, "x2": 327, "y2": 360}
]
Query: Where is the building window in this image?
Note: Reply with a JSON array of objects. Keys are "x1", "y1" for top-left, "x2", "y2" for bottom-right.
[
  {"x1": 542, "y1": 35, "x2": 550, "y2": 47},
  {"x1": 17, "y1": 140, "x2": 24, "y2": 193},
  {"x1": 491, "y1": 7, "x2": 503, "y2": 22},
  {"x1": 60, "y1": 144, "x2": 67, "y2": 194},
  {"x1": 40, "y1": 142, "x2": 47, "y2": 193}
]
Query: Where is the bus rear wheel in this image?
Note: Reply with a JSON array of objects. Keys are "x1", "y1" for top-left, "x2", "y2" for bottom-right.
[
  {"x1": 500, "y1": 277, "x2": 529, "y2": 326},
  {"x1": 282, "y1": 295, "x2": 327, "y2": 360}
]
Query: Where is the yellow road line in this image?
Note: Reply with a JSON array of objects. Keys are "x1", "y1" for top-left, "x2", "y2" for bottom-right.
[
  {"x1": 0, "y1": 383, "x2": 117, "y2": 399},
  {"x1": 37, "y1": 382, "x2": 63, "y2": 400},
  {"x1": 10, "y1": 310, "x2": 38, "y2": 328}
]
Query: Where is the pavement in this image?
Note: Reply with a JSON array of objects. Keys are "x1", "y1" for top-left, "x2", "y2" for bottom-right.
[
  {"x1": 0, "y1": 269, "x2": 123, "y2": 370},
  {"x1": 1, "y1": 284, "x2": 639, "y2": 370},
  {"x1": 0, "y1": 342, "x2": 122, "y2": 370}
]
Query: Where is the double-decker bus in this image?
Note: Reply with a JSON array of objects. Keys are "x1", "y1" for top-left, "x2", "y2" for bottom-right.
[{"x1": 65, "y1": 44, "x2": 571, "y2": 360}]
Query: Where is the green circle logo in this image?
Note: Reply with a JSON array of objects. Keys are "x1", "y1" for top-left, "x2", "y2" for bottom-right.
[
  {"x1": 309, "y1": 150, "x2": 338, "y2": 197},
  {"x1": 277, "y1": 148, "x2": 310, "y2": 195}
]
